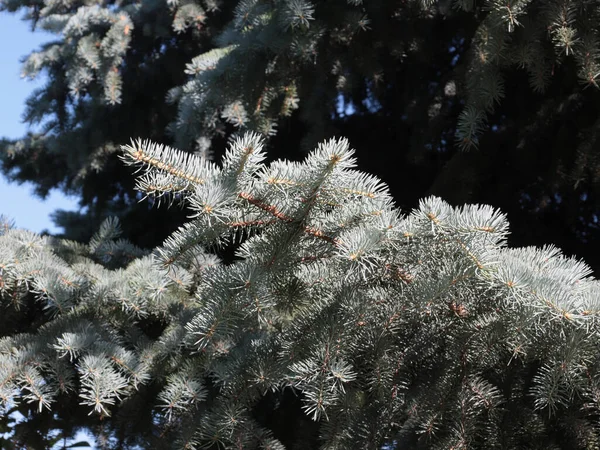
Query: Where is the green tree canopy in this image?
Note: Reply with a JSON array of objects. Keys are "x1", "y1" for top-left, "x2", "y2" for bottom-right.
[{"x1": 1, "y1": 0, "x2": 600, "y2": 271}]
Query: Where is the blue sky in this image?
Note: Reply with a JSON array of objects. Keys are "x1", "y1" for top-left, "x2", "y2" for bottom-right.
[{"x1": 0, "y1": 12, "x2": 79, "y2": 233}]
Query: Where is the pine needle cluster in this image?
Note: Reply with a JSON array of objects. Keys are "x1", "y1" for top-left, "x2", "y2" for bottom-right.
[{"x1": 2, "y1": 133, "x2": 600, "y2": 448}]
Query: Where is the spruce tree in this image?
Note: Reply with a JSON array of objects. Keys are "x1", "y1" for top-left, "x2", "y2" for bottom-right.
[
  {"x1": 2, "y1": 0, "x2": 600, "y2": 271},
  {"x1": 2, "y1": 133, "x2": 600, "y2": 448}
]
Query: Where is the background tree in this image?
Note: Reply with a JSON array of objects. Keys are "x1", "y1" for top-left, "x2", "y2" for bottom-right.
[
  {"x1": 2, "y1": 0, "x2": 600, "y2": 272},
  {"x1": 0, "y1": 0, "x2": 232, "y2": 247}
]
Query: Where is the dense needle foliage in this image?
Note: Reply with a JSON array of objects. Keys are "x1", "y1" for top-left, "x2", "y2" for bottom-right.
[{"x1": 1, "y1": 134, "x2": 600, "y2": 448}]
